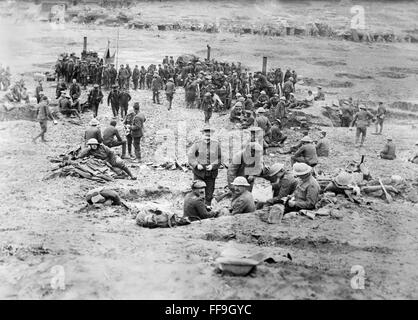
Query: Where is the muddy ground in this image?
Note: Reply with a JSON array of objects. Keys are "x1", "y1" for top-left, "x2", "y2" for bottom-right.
[{"x1": 1, "y1": 1, "x2": 418, "y2": 299}]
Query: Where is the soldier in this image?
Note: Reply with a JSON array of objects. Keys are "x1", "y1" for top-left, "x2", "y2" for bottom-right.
[
  {"x1": 227, "y1": 138, "x2": 264, "y2": 192},
  {"x1": 374, "y1": 101, "x2": 387, "y2": 135},
  {"x1": 261, "y1": 163, "x2": 297, "y2": 207},
  {"x1": 165, "y1": 77, "x2": 176, "y2": 110},
  {"x1": 201, "y1": 92, "x2": 214, "y2": 123},
  {"x1": 340, "y1": 101, "x2": 353, "y2": 127},
  {"x1": 35, "y1": 79, "x2": 43, "y2": 103},
  {"x1": 314, "y1": 86, "x2": 325, "y2": 101},
  {"x1": 230, "y1": 101, "x2": 243, "y2": 123},
  {"x1": 183, "y1": 180, "x2": 218, "y2": 221},
  {"x1": 146, "y1": 70, "x2": 153, "y2": 90},
  {"x1": 56, "y1": 80, "x2": 67, "y2": 99},
  {"x1": 87, "y1": 84, "x2": 104, "y2": 118},
  {"x1": 230, "y1": 177, "x2": 256, "y2": 215},
  {"x1": 95, "y1": 62, "x2": 103, "y2": 87},
  {"x1": 351, "y1": 104, "x2": 374, "y2": 147},
  {"x1": 241, "y1": 109, "x2": 255, "y2": 129},
  {"x1": 132, "y1": 65, "x2": 140, "y2": 90},
  {"x1": 103, "y1": 120, "x2": 127, "y2": 158},
  {"x1": 379, "y1": 136, "x2": 396, "y2": 160},
  {"x1": 125, "y1": 64, "x2": 132, "y2": 89},
  {"x1": 78, "y1": 138, "x2": 136, "y2": 180},
  {"x1": 89, "y1": 62, "x2": 97, "y2": 85},
  {"x1": 151, "y1": 72, "x2": 162, "y2": 104},
  {"x1": 84, "y1": 118, "x2": 103, "y2": 144},
  {"x1": 102, "y1": 65, "x2": 110, "y2": 90},
  {"x1": 107, "y1": 85, "x2": 120, "y2": 117},
  {"x1": 291, "y1": 136, "x2": 318, "y2": 167},
  {"x1": 69, "y1": 78, "x2": 81, "y2": 100},
  {"x1": 139, "y1": 66, "x2": 146, "y2": 89},
  {"x1": 119, "y1": 89, "x2": 132, "y2": 119},
  {"x1": 80, "y1": 61, "x2": 89, "y2": 89},
  {"x1": 162, "y1": 56, "x2": 169, "y2": 65},
  {"x1": 187, "y1": 126, "x2": 223, "y2": 206},
  {"x1": 124, "y1": 102, "x2": 146, "y2": 162},
  {"x1": 169, "y1": 56, "x2": 174, "y2": 66},
  {"x1": 66, "y1": 58, "x2": 74, "y2": 83},
  {"x1": 316, "y1": 130, "x2": 330, "y2": 157},
  {"x1": 33, "y1": 96, "x2": 57, "y2": 143},
  {"x1": 283, "y1": 77, "x2": 294, "y2": 101},
  {"x1": 283, "y1": 163, "x2": 320, "y2": 214},
  {"x1": 118, "y1": 64, "x2": 129, "y2": 90},
  {"x1": 109, "y1": 64, "x2": 117, "y2": 87}
]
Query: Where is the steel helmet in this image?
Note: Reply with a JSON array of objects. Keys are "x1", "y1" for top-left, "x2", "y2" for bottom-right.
[
  {"x1": 292, "y1": 163, "x2": 312, "y2": 176},
  {"x1": 87, "y1": 138, "x2": 99, "y2": 145}
]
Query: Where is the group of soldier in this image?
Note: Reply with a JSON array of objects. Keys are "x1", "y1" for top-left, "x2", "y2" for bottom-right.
[{"x1": 28, "y1": 49, "x2": 418, "y2": 224}]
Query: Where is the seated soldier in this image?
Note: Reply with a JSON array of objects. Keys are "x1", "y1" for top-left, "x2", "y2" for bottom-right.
[
  {"x1": 314, "y1": 86, "x2": 325, "y2": 101},
  {"x1": 266, "y1": 119, "x2": 287, "y2": 147},
  {"x1": 84, "y1": 118, "x2": 103, "y2": 144},
  {"x1": 298, "y1": 90, "x2": 314, "y2": 108},
  {"x1": 244, "y1": 94, "x2": 254, "y2": 111},
  {"x1": 59, "y1": 93, "x2": 80, "y2": 118},
  {"x1": 286, "y1": 93, "x2": 298, "y2": 109},
  {"x1": 183, "y1": 180, "x2": 217, "y2": 221},
  {"x1": 78, "y1": 138, "x2": 136, "y2": 180},
  {"x1": 103, "y1": 120, "x2": 128, "y2": 159},
  {"x1": 230, "y1": 102, "x2": 243, "y2": 123},
  {"x1": 316, "y1": 130, "x2": 330, "y2": 157},
  {"x1": 380, "y1": 136, "x2": 396, "y2": 160},
  {"x1": 255, "y1": 90, "x2": 269, "y2": 109},
  {"x1": 291, "y1": 136, "x2": 318, "y2": 167},
  {"x1": 260, "y1": 163, "x2": 298, "y2": 207},
  {"x1": 241, "y1": 109, "x2": 255, "y2": 129},
  {"x1": 284, "y1": 163, "x2": 320, "y2": 214},
  {"x1": 230, "y1": 177, "x2": 256, "y2": 215}
]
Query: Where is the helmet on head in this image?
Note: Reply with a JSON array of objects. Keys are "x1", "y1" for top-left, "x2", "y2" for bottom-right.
[
  {"x1": 292, "y1": 163, "x2": 312, "y2": 176},
  {"x1": 87, "y1": 138, "x2": 99, "y2": 145}
]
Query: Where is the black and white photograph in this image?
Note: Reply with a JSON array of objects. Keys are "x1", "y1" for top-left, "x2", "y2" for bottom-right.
[{"x1": 0, "y1": 0, "x2": 417, "y2": 303}]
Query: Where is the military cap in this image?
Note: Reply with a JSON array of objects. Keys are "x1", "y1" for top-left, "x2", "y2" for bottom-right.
[{"x1": 192, "y1": 180, "x2": 206, "y2": 189}]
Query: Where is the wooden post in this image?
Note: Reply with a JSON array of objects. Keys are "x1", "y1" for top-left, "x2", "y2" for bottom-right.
[
  {"x1": 83, "y1": 36, "x2": 87, "y2": 52},
  {"x1": 262, "y1": 56, "x2": 267, "y2": 75},
  {"x1": 207, "y1": 45, "x2": 211, "y2": 61}
]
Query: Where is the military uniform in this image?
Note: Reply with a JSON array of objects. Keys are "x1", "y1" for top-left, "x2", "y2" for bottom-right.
[
  {"x1": 107, "y1": 88, "x2": 120, "y2": 117},
  {"x1": 187, "y1": 138, "x2": 222, "y2": 205},
  {"x1": 88, "y1": 87, "x2": 103, "y2": 117}
]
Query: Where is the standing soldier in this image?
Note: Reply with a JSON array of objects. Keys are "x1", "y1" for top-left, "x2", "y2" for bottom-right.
[
  {"x1": 132, "y1": 65, "x2": 140, "y2": 90},
  {"x1": 88, "y1": 84, "x2": 104, "y2": 118},
  {"x1": 169, "y1": 56, "x2": 174, "y2": 66},
  {"x1": 201, "y1": 92, "x2": 214, "y2": 124},
  {"x1": 146, "y1": 70, "x2": 153, "y2": 90},
  {"x1": 35, "y1": 79, "x2": 43, "y2": 103},
  {"x1": 351, "y1": 104, "x2": 375, "y2": 147},
  {"x1": 187, "y1": 126, "x2": 223, "y2": 206},
  {"x1": 151, "y1": 72, "x2": 162, "y2": 104},
  {"x1": 374, "y1": 101, "x2": 387, "y2": 135},
  {"x1": 107, "y1": 85, "x2": 120, "y2": 117},
  {"x1": 124, "y1": 102, "x2": 146, "y2": 162},
  {"x1": 165, "y1": 77, "x2": 176, "y2": 110},
  {"x1": 119, "y1": 89, "x2": 132, "y2": 119},
  {"x1": 95, "y1": 62, "x2": 103, "y2": 87},
  {"x1": 109, "y1": 64, "x2": 117, "y2": 87},
  {"x1": 33, "y1": 96, "x2": 57, "y2": 143},
  {"x1": 102, "y1": 65, "x2": 110, "y2": 90},
  {"x1": 80, "y1": 61, "x2": 89, "y2": 89},
  {"x1": 125, "y1": 64, "x2": 132, "y2": 89},
  {"x1": 139, "y1": 66, "x2": 146, "y2": 90}
]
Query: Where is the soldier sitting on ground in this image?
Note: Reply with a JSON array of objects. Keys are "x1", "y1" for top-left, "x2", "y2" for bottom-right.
[
  {"x1": 183, "y1": 180, "x2": 218, "y2": 222},
  {"x1": 78, "y1": 138, "x2": 137, "y2": 180},
  {"x1": 230, "y1": 177, "x2": 256, "y2": 215},
  {"x1": 379, "y1": 136, "x2": 396, "y2": 160}
]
